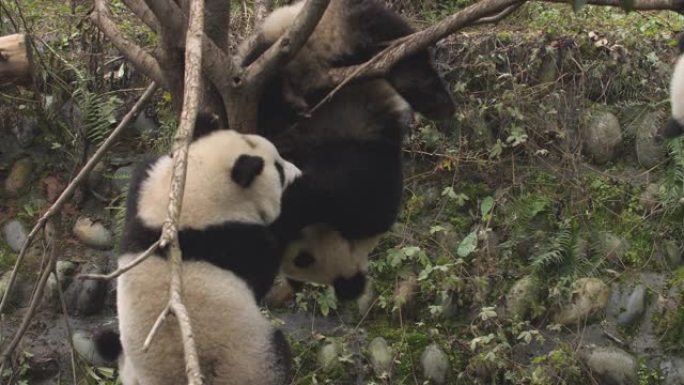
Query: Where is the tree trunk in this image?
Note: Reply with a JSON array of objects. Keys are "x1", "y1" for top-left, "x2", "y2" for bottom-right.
[{"x1": 0, "y1": 34, "x2": 33, "y2": 89}]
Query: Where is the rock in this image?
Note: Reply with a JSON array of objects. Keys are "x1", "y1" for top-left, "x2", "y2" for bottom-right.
[
  {"x1": 660, "y1": 356, "x2": 684, "y2": 385},
  {"x1": 45, "y1": 261, "x2": 77, "y2": 307},
  {"x1": 87, "y1": 162, "x2": 110, "y2": 197},
  {"x1": 617, "y1": 285, "x2": 647, "y2": 327},
  {"x1": 5, "y1": 157, "x2": 33, "y2": 195},
  {"x1": 635, "y1": 111, "x2": 666, "y2": 168},
  {"x1": 555, "y1": 278, "x2": 610, "y2": 325},
  {"x1": 111, "y1": 165, "x2": 134, "y2": 194},
  {"x1": 421, "y1": 343, "x2": 449, "y2": 384},
  {"x1": 639, "y1": 183, "x2": 661, "y2": 213},
  {"x1": 505, "y1": 275, "x2": 539, "y2": 319},
  {"x1": 13, "y1": 116, "x2": 37, "y2": 147},
  {"x1": 72, "y1": 330, "x2": 110, "y2": 367},
  {"x1": 584, "y1": 111, "x2": 622, "y2": 164},
  {"x1": 579, "y1": 345, "x2": 638, "y2": 385},
  {"x1": 65, "y1": 264, "x2": 108, "y2": 316},
  {"x1": 368, "y1": 337, "x2": 393, "y2": 377},
  {"x1": 318, "y1": 342, "x2": 341, "y2": 372},
  {"x1": 73, "y1": 217, "x2": 114, "y2": 250},
  {"x1": 3, "y1": 219, "x2": 27, "y2": 252},
  {"x1": 0, "y1": 272, "x2": 31, "y2": 307}
]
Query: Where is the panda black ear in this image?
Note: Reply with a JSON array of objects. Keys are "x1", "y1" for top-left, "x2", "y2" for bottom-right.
[{"x1": 232, "y1": 154, "x2": 265, "y2": 188}]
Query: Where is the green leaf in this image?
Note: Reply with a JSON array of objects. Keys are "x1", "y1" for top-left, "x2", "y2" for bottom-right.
[
  {"x1": 457, "y1": 231, "x2": 478, "y2": 258},
  {"x1": 480, "y1": 196, "x2": 494, "y2": 218}
]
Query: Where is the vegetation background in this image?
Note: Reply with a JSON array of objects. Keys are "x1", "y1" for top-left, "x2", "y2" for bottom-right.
[{"x1": 0, "y1": 0, "x2": 683, "y2": 384}]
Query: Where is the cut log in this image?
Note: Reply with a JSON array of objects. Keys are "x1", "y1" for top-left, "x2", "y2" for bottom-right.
[{"x1": 0, "y1": 34, "x2": 33, "y2": 89}]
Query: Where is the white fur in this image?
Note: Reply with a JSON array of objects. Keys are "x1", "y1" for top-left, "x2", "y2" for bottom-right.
[
  {"x1": 671, "y1": 54, "x2": 684, "y2": 123},
  {"x1": 260, "y1": 1, "x2": 304, "y2": 41},
  {"x1": 281, "y1": 224, "x2": 380, "y2": 284},
  {"x1": 137, "y1": 130, "x2": 301, "y2": 230},
  {"x1": 117, "y1": 253, "x2": 286, "y2": 385}
]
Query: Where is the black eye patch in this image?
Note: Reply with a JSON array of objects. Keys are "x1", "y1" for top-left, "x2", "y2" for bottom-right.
[
  {"x1": 231, "y1": 154, "x2": 264, "y2": 188},
  {"x1": 294, "y1": 251, "x2": 315, "y2": 268},
  {"x1": 275, "y1": 162, "x2": 285, "y2": 187}
]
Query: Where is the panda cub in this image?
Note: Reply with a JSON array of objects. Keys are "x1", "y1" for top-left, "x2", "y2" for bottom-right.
[
  {"x1": 240, "y1": 0, "x2": 455, "y2": 301},
  {"x1": 97, "y1": 127, "x2": 300, "y2": 385},
  {"x1": 664, "y1": 33, "x2": 684, "y2": 139}
]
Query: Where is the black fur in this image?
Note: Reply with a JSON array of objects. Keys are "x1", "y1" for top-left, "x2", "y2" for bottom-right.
[
  {"x1": 678, "y1": 33, "x2": 684, "y2": 54},
  {"x1": 231, "y1": 154, "x2": 265, "y2": 188},
  {"x1": 270, "y1": 329, "x2": 293, "y2": 383},
  {"x1": 92, "y1": 328, "x2": 122, "y2": 362},
  {"x1": 333, "y1": 272, "x2": 366, "y2": 301},
  {"x1": 120, "y1": 156, "x2": 282, "y2": 301},
  {"x1": 661, "y1": 118, "x2": 684, "y2": 141},
  {"x1": 294, "y1": 251, "x2": 315, "y2": 268}
]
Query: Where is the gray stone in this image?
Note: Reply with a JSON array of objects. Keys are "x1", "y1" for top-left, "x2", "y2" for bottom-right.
[
  {"x1": 5, "y1": 157, "x2": 33, "y2": 196},
  {"x1": 368, "y1": 337, "x2": 393, "y2": 377},
  {"x1": 72, "y1": 330, "x2": 110, "y2": 367},
  {"x1": 617, "y1": 285, "x2": 647, "y2": 327},
  {"x1": 73, "y1": 217, "x2": 113, "y2": 250},
  {"x1": 555, "y1": 277, "x2": 610, "y2": 325},
  {"x1": 600, "y1": 232, "x2": 629, "y2": 262},
  {"x1": 635, "y1": 111, "x2": 667, "y2": 168},
  {"x1": 421, "y1": 343, "x2": 449, "y2": 384},
  {"x1": 3, "y1": 219, "x2": 27, "y2": 252},
  {"x1": 661, "y1": 356, "x2": 684, "y2": 385},
  {"x1": 505, "y1": 275, "x2": 539, "y2": 319},
  {"x1": 580, "y1": 345, "x2": 637, "y2": 385},
  {"x1": 664, "y1": 240, "x2": 683, "y2": 268},
  {"x1": 584, "y1": 111, "x2": 622, "y2": 164},
  {"x1": 318, "y1": 342, "x2": 341, "y2": 372}
]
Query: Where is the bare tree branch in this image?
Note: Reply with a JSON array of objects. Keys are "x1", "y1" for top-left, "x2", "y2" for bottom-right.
[
  {"x1": 309, "y1": 0, "x2": 524, "y2": 113},
  {"x1": 243, "y1": 0, "x2": 330, "y2": 87},
  {"x1": 140, "y1": 0, "x2": 206, "y2": 382},
  {"x1": 0, "y1": 230, "x2": 57, "y2": 367},
  {"x1": 0, "y1": 83, "x2": 158, "y2": 316},
  {"x1": 79, "y1": 240, "x2": 161, "y2": 281},
  {"x1": 91, "y1": 0, "x2": 167, "y2": 88},
  {"x1": 473, "y1": 1, "x2": 524, "y2": 25},
  {"x1": 122, "y1": 0, "x2": 161, "y2": 32}
]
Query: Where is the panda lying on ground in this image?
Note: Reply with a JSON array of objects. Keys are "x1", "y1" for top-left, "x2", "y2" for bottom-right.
[
  {"x1": 95, "y1": 125, "x2": 300, "y2": 385},
  {"x1": 237, "y1": 0, "x2": 456, "y2": 300},
  {"x1": 664, "y1": 33, "x2": 684, "y2": 139}
]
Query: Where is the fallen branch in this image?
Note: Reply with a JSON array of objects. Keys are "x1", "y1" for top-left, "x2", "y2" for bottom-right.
[
  {"x1": 91, "y1": 0, "x2": 167, "y2": 87},
  {"x1": 545, "y1": 0, "x2": 684, "y2": 9},
  {"x1": 0, "y1": 83, "x2": 158, "y2": 316},
  {"x1": 473, "y1": 1, "x2": 524, "y2": 25}
]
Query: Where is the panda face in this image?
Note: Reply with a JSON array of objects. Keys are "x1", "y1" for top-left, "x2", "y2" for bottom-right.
[
  {"x1": 280, "y1": 224, "x2": 380, "y2": 301},
  {"x1": 137, "y1": 130, "x2": 301, "y2": 231}
]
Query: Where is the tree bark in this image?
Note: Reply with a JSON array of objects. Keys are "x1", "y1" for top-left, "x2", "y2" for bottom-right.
[{"x1": 0, "y1": 33, "x2": 32, "y2": 88}]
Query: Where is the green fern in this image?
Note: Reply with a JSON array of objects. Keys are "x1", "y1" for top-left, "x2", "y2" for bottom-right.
[
  {"x1": 74, "y1": 88, "x2": 123, "y2": 146},
  {"x1": 531, "y1": 221, "x2": 578, "y2": 275}
]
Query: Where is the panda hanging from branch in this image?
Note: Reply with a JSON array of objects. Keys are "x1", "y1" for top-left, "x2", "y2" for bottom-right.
[{"x1": 220, "y1": 0, "x2": 456, "y2": 300}]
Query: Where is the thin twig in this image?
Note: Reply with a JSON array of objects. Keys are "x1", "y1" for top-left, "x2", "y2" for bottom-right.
[
  {"x1": 79, "y1": 240, "x2": 161, "y2": 281},
  {"x1": 0, "y1": 232, "x2": 57, "y2": 365},
  {"x1": 0, "y1": 83, "x2": 157, "y2": 316},
  {"x1": 143, "y1": 303, "x2": 171, "y2": 350},
  {"x1": 473, "y1": 1, "x2": 524, "y2": 25}
]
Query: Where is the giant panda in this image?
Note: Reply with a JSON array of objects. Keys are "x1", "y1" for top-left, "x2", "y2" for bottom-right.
[
  {"x1": 663, "y1": 33, "x2": 684, "y2": 139},
  {"x1": 95, "y1": 127, "x2": 300, "y2": 385},
  {"x1": 237, "y1": 0, "x2": 456, "y2": 301}
]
